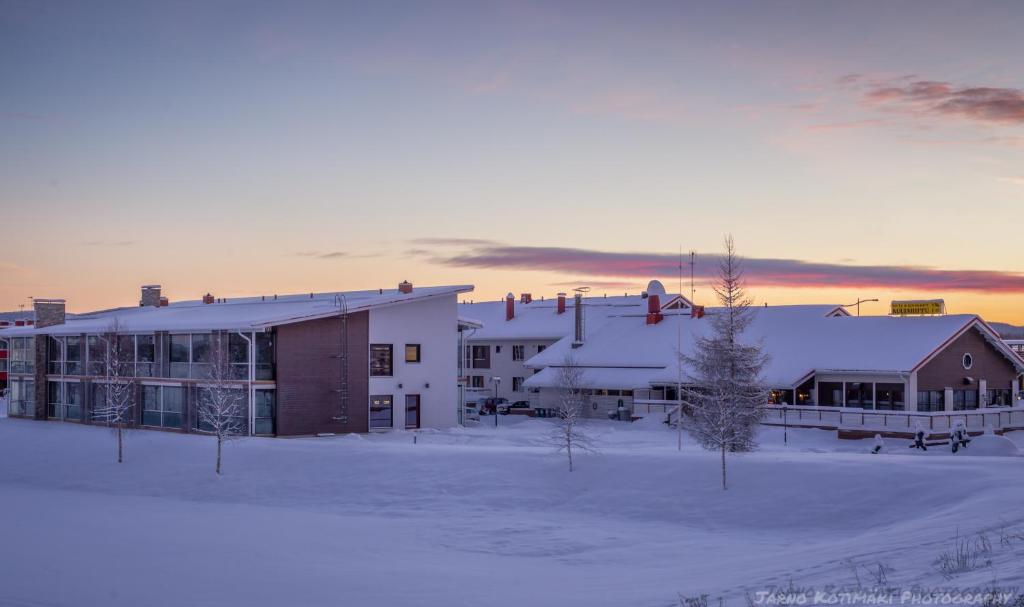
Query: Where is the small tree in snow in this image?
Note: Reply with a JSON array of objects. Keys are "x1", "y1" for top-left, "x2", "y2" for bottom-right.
[
  {"x1": 550, "y1": 355, "x2": 595, "y2": 471},
  {"x1": 198, "y1": 335, "x2": 245, "y2": 475},
  {"x1": 681, "y1": 235, "x2": 768, "y2": 490},
  {"x1": 91, "y1": 319, "x2": 136, "y2": 463}
]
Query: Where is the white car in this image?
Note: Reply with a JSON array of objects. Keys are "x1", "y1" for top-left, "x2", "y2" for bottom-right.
[{"x1": 463, "y1": 402, "x2": 481, "y2": 422}]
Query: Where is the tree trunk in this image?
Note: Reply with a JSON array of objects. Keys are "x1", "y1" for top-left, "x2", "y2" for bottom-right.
[
  {"x1": 117, "y1": 425, "x2": 123, "y2": 464},
  {"x1": 216, "y1": 435, "x2": 223, "y2": 475},
  {"x1": 567, "y1": 438, "x2": 574, "y2": 472},
  {"x1": 720, "y1": 444, "x2": 727, "y2": 490}
]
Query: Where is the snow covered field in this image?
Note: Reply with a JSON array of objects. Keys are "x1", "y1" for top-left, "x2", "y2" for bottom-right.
[{"x1": 1, "y1": 416, "x2": 1022, "y2": 607}]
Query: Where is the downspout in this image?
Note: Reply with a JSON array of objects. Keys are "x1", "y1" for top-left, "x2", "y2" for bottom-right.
[{"x1": 236, "y1": 331, "x2": 255, "y2": 436}]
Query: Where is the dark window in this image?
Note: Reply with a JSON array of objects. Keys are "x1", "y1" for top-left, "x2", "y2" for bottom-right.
[
  {"x1": 537, "y1": 345, "x2": 547, "y2": 353},
  {"x1": 471, "y1": 376, "x2": 484, "y2": 388},
  {"x1": 137, "y1": 335, "x2": 155, "y2": 377},
  {"x1": 405, "y1": 394, "x2": 420, "y2": 429},
  {"x1": 953, "y1": 389, "x2": 979, "y2": 411},
  {"x1": 917, "y1": 390, "x2": 944, "y2": 412},
  {"x1": 512, "y1": 377, "x2": 524, "y2": 392},
  {"x1": 512, "y1": 345, "x2": 525, "y2": 361},
  {"x1": 768, "y1": 389, "x2": 795, "y2": 405},
  {"x1": 495, "y1": 345, "x2": 502, "y2": 354},
  {"x1": 370, "y1": 344, "x2": 393, "y2": 377},
  {"x1": 471, "y1": 345, "x2": 490, "y2": 369},
  {"x1": 405, "y1": 344, "x2": 421, "y2": 363},
  {"x1": 169, "y1": 335, "x2": 190, "y2": 378},
  {"x1": 256, "y1": 333, "x2": 274, "y2": 380},
  {"x1": 87, "y1": 335, "x2": 105, "y2": 376},
  {"x1": 255, "y1": 390, "x2": 275, "y2": 434},
  {"x1": 191, "y1": 334, "x2": 212, "y2": 379},
  {"x1": 875, "y1": 383, "x2": 905, "y2": 411},
  {"x1": 47, "y1": 381, "x2": 81, "y2": 420},
  {"x1": 196, "y1": 387, "x2": 245, "y2": 432},
  {"x1": 845, "y1": 382, "x2": 874, "y2": 409},
  {"x1": 48, "y1": 336, "x2": 63, "y2": 375},
  {"x1": 987, "y1": 389, "x2": 1012, "y2": 407},
  {"x1": 142, "y1": 385, "x2": 184, "y2": 429},
  {"x1": 65, "y1": 337, "x2": 82, "y2": 376},
  {"x1": 370, "y1": 394, "x2": 393, "y2": 429},
  {"x1": 228, "y1": 333, "x2": 250, "y2": 380},
  {"x1": 818, "y1": 382, "x2": 843, "y2": 406}
]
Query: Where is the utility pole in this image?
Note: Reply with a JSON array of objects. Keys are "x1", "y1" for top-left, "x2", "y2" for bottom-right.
[
  {"x1": 843, "y1": 298, "x2": 879, "y2": 316},
  {"x1": 677, "y1": 247, "x2": 683, "y2": 451}
]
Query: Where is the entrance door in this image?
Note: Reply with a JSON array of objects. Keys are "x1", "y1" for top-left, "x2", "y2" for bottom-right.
[{"x1": 405, "y1": 394, "x2": 421, "y2": 429}]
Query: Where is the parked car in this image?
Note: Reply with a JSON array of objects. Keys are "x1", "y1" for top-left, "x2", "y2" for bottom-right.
[
  {"x1": 481, "y1": 397, "x2": 508, "y2": 414},
  {"x1": 463, "y1": 402, "x2": 481, "y2": 422},
  {"x1": 498, "y1": 400, "x2": 532, "y2": 415}
]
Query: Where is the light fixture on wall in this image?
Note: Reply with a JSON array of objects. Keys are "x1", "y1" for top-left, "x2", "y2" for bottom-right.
[
  {"x1": 397, "y1": 383, "x2": 403, "y2": 389},
  {"x1": 424, "y1": 383, "x2": 430, "y2": 389}
]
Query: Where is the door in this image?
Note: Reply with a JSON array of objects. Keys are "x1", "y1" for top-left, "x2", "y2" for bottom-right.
[{"x1": 405, "y1": 394, "x2": 420, "y2": 429}]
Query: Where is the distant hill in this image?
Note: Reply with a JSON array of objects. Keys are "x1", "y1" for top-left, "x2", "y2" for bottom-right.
[{"x1": 990, "y1": 321, "x2": 1024, "y2": 340}]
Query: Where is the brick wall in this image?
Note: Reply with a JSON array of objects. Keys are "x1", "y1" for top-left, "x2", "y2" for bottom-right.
[{"x1": 275, "y1": 312, "x2": 369, "y2": 436}]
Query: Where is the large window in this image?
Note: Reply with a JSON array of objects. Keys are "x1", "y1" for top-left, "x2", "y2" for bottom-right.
[
  {"x1": 229, "y1": 333, "x2": 250, "y2": 380},
  {"x1": 512, "y1": 345, "x2": 525, "y2": 361},
  {"x1": 191, "y1": 334, "x2": 212, "y2": 379},
  {"x1": 196, "y1": 386, "x2": 246, "y2": 432},
  {"x1": 370, "y1": 394, "x2": 393, "y2": 429},
  {"x1": 137, "y1": 335, "x2": 156, "y2": 377},
  {"x1": 875, "y1": 383, "x2": 905, "y2": 411},
  {"x1": 87, "y1": 335, "x2": 105, "y2": 376},
  {"x1": 987, "y1": 389, "x2": 1012, "y2": 407},
  {"x1": 845, "y1": 383, "x2": 874, "y2": 409},
  {"x1": 256, "y1": 333, "x2": 274, "y2": 380},
  {"x1": 405, "y1": 344, "x2": 421, "y2": 363},
  {"x1": 470, "y1": 345, "x2": 490, "y2": 369},
  {"x1": 370, "y1": 344, "x2": 393, "y2": 377},
  {"x1": 405, "y1": 394, "x2": 420, "y2": 429},
  {"x1": 169, "y1": 335, "x2": 190, "y2": 378},
  {"x1": 255, "y1": 390, "x2": 275, "y2": 435},
  {"x1": 512, "y1": 377, "x2": 524, "y2": 392},
  {"x1": 953, "y1": 389, "x2": 979, "y2": 411},
  {"x1": 917, "y1": 390, "x2": 944, "y2": 412},
  {"x1": 48, "y1": 336, "x2": 63, "y2": 375},
  {"x1": 818, "y1": 382, "x2": 843, "y2": 406},
  {"x1": 65, "y1": 337, "x2": 82, "y2": 375},
  {"x1": 47, "y1": 381, "x2": 82, "y2": 421},
  {"x1": 142, "y1": 385, "x2": 184, "y2": 428},
  {"x1": 9, "y1": 337, "x2": 35, "y2": 374},
  {"x1": 8, "y1": 378, "x2": 35, "y2": 416},
  {"x1": 471, "y1": 375, "x2": 484, "y2": 388}
]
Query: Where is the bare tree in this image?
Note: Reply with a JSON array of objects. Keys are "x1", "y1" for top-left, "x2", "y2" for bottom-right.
[
  {"x1": 91, "y1": 318, "x2": 137, "y2": 463},
  {"x1": 198, "y1": 335, "x2": 245, "y2": 475},
  {"x1": 550, "y1": 355, "x2": 595, "y2": 472},
  {"x1": 681, "y1": 235, "x2": 768, "y2": 489}
]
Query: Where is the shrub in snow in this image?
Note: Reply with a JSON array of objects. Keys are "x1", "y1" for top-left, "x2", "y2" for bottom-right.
[
  {"x1": 680, "y1": 236, "x2": 768, "y2": 490},
  {"x1": 549, "y1": 356, "x2": 595, "y2": 472},
  {"x1": 197, "y1": 336, "x2": 245, "y2": 475}
]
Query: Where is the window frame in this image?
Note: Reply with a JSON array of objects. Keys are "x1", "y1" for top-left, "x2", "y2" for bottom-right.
[
  {"x1": 404, "y1": 344, "x2": 421, "y2": 364},
  {"x1": 370, "y1": 344, "x2": 394, "y2": 377}
]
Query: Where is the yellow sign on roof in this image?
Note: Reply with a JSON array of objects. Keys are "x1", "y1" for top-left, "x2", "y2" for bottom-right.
[{"x1": 890, "y1": 299, "x2": 945, "y2": 316}]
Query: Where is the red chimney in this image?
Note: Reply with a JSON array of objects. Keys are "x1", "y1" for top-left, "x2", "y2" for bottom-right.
[
  {"x1": 14, "y1": 320, "x2": 24, "y2": 326},
  {"x1": 520, "y1": 293, "x2": 532, "y2": 304},
  {"x1": 26, "y1": 320, "x2": 33, "y2": 325},
  {"x1": 203, "y1": 293, "x2": 215, "y2": 305},
  {"x1": 691, "y1": 305, "x2": 705, "y2": 319},
  {"x1": 505, "y1": 293, "x2": 515, "y2": 321},
  {"x1": 646, "y1": 294, "x2": 663, "y2": 325},
  {"x1": 398, "y1": 281, "x2": 413, "y2": 294},
  {"x1": 159, "y1": 297, "x2": 169, "y2": 307},
  {"x1": 557, "y1": 292, "x2": 566, "y2": 314}
]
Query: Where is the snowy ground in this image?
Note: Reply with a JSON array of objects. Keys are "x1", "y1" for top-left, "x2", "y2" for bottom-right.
[{"x1": 1, "y1": 416, "x2": 1022, "y2": 607}]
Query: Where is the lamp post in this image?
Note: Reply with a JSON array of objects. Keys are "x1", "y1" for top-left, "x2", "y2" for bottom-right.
[
  {"x1": 492, "y1": 376, "x2": 501, "y2": 427},
  {"x1": 842, "y1": 298, "x2": 878, "y2": 317}
]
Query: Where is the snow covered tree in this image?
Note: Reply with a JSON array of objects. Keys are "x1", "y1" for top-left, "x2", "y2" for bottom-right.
[
  {"x1": 550, "y1": 355, "x2": 595, "y2": 472},
  {"x1": 197, "y1": 335, "x2": 245, "y2": 475},
  {"x1": 91, "y1": 319, "x2": 137, "y2": 463},
  {"x1": 681, "y1": 235, "x2": 768, "y2": 490}
]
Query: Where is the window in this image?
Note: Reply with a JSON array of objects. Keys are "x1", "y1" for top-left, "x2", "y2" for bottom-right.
[
  {"x1": 818, "y1": 382, "x2": 843, "y2": 406},
  {"x1": 953, "y1": 389, "x2": 979, "y2": 411},
  {"x1": 768, "y1": 389, "x2": 795, "y2": 405},
  {"x1": 962, "y1": 353, "x2": 973, "y2": 370},
  {"x1": 48, "y1": 336, "x2": 63, "y2": 375},
  {"x1": 370, "y1": 344, "x2": 393, "y2": 376},
  {"x1": 405, "y1": 344, "x2": 421, "y2": 363},
  {"x1": 47, "y1": 381, "x2": 82, "y2": 421},
  {"x1": 196, "y1": 386, "x2": 246, "y2": 432},
  {"x1": 512, "y1": 345, "x2": 525, "y2": 361},
  {"x1": 987, "y1": 389, "x2": 1012, "y2": 407},
  {"x1": 370, "y1": 394, "x2": 393, "y2": 429},
  {"x1": 9, "y1": 336, "x2": 34, "y2": 374},
  {"x1": 512, "y1": 377, "x2": 524, "y2": 392},
  {"x1": 875, "y1": 383, "x2": 905, "y2": 411},
  {"x1": 405, "y1": 394, "x2": 420, "y2": 429},
  {"x1": 495, "y1": 345, "x2": 502, "y2": 354},
  {"x1": 917, "y1": 390, "x2": 944, "y2": 412},
  {"x1": 254, "y1": 390, "x2": 275, "y2": 434},
  {"x1": 471, "y1": 376, "x2": 484, "y2": 388},
  {"x1": 229, "y1": 333, "x2": 250, "y2": 380},
  {"x1": 470, "y1": 345, "x2": 490, "y2": 369},
  {"x1": 142, "y1": 385, "x2": 184, "y2": 429},
  {"x1": 255, "y1": 332, "x2": 274, "y2": 380},
  {"x1": 537, "y1": 345, "x2": 547, "y2": 353},
  {"x1": 137, "y1": 335, "x2": 155, "y2": 377},
  {"x1": 65, "y1": 337, "x2": 82, "y2": 376},
  {"x1": 169, "y1": 335, "x2": 190, "y2": 378},
  {"x1": 845, "y1": 382, "x2": 874, "y2": 409},
  {"x1": 87, "y1": 335, "x2": 105, "y2": 376},
  {"x1": 191, "y1": 334, "x2": 212, "y2": 379},
  {"x1": 7, "y1": 378, "x2": 35, "y2": 416}
]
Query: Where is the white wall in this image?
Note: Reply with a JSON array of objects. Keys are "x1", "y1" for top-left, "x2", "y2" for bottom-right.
[
  {"x1": 368, "y1": 294, "x2": 459, "y2": 430},
  {"x1": 463, "y1": 339, "x2": 556, "y2": 406}
]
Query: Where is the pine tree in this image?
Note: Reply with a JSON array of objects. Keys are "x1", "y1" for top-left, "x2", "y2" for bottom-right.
[{"x1": 682, "y1": 235, "x2": 768, "y2": 490}]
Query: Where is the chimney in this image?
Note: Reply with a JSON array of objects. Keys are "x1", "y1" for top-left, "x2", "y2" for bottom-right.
[
  {"x1": 203, "y1": 293, "x2": 215, "y2": 305},
  {"x1": 646, "y1": 294, "x2": 663, "y2": 325},
  {"x1": 159, "y1": 297, "x2": 169, "y2": 307},
  {"x1": 34, "y1": 298, "x2": 66, "y2": 328},
  {"x1": 691, "y1": 305, "x2": 705, "y2": 319},
  {"x1": 14, "y1": 320, "x2": 25, "y2": 327},
  {"x1": 398, "y1": 280, "x2": 413, "y2": 294},
  {"x1": 520, "y1": 293, "x2": 532, "y2": 304},
  {"x1": 557, "y1": 292, "x2": 566, "y2": 315},
  {"x1": 505, "y1": 292, "x2": 515, "y2": 321},
  {"x1": 572, "y1": 292, "x2": 584, "y2": 348},
  {"x1": 140, "y1": 285, "x2": 162, "y2": 307}
]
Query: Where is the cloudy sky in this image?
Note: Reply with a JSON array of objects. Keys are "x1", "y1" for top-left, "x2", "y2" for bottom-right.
[{"x1": 2, "y1": 1, "x2": 1023, "y2": 321}]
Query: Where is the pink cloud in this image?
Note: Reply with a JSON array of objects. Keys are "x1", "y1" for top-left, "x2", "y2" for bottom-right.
[{"x1": 861, "y1": 77, "x2": 1024, "y2": 125}]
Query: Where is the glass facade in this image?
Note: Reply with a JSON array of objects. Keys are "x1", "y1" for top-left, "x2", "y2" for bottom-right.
[
  {"x1": 917, "y1": 390, "x2": 944, "y2": 412},
  {"x1": 254, "y1": 390, "x2": 275, "y2": 435},
  {"x1": 47, "y1": 381, "x2": 82, "y2": 420},
  {"x1": 818, "y1": 382, "x2": 843, "y2": 406},
  {"x1": 196, "y1": 386, "x2": 246, "y2": 432},
  {"x1": 142, "y1": 385, "x2": 184, "y2": 428},
  {"x1": 405, "y1": 394, "x2": 420, "y2": 429},
  {"x1": 952, "y1": 389, "x2": 979, "y2": 411},
  {"x1": 7, "y1": 377, "x2": 35, "y2": 416},
  {"x1": 169, "y1": 334, "x2": 190, "y2": 378},
  {"x1": 987, "y1": 389, "x2": 1012, "y2": 407},
  {"x1": 8, "y1": 337, "x2": 34, "y2": 374},
  {"x1": 875, "y1": 383, "x2": 905, "y2": 411},
  {"x1": 370, "y1": 394, "x2": 393, "y2": 429}
]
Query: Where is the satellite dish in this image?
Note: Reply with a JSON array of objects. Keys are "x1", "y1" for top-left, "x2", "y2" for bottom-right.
[{"x1": 646, "y1": 280, "x2": 667, "y2": 296}]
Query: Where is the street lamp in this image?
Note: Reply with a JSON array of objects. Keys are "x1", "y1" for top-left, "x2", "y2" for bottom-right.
[
  {"x1": 491, "y1": 376, "x2": 501, "y2": 427},
  {"x1": 842, "y1": 298, "x2": 878, "y2": 317}
]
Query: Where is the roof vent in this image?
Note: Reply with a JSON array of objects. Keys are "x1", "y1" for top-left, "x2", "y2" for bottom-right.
[
  {"x1": 399, "y1": 281, "x2": 413, "y2": 294},
  {"x1": 520, "y1": 293, "x2": 532, "y2": 304},
  {"x1": 140, "y1": 285, "x2": 162, "y2": 307},
  {"x1": 203, "y1": 293, "x2": 215, "y2": 305},
  {"x1": 557, "y1": 293, "x2": 566, "y2": 315},
  {"x1": 505, "y1": 293, "x2": 515, "y2": 321},
  {"x1": 646, "y1": 294, "x2": 663, "y2": 325}
]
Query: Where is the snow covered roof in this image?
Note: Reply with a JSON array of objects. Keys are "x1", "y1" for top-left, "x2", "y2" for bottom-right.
[
  {"x1": 458, "y1": 293, "x2": 690, "y2": 341},
  {"x1": 0, "y1": 286, "x2": 473, "y2": 336},
  {"x1": 522, "y1": 306, "x2": 1023, "y2": 390}
]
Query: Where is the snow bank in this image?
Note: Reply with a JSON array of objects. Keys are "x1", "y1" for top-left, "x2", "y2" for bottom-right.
[{"x1": 960, "y1": 432, "x2": 1021, "y2": 457}]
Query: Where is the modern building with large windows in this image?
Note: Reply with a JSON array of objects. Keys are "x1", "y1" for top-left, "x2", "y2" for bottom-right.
[{"x1": 0, "y1": 282, "x2": 473, "y2": 436}]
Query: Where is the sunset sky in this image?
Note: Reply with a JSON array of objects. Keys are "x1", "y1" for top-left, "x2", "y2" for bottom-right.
[{"x1": 2, "y1": 1, "x2": 1023, "y2": 321}]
